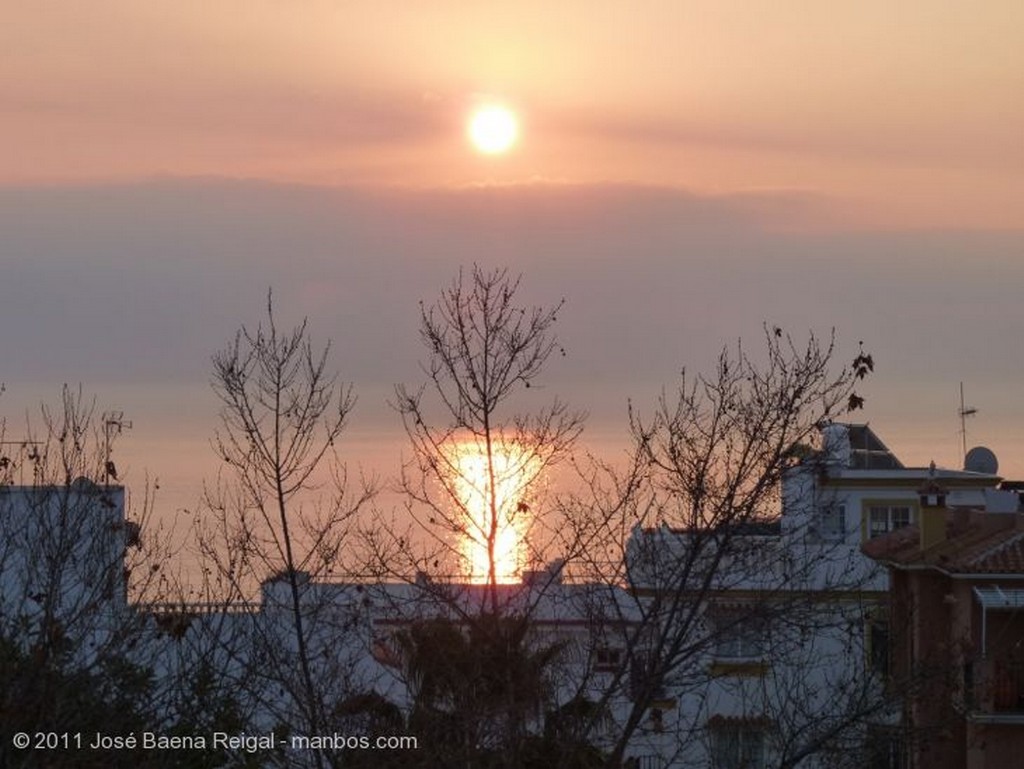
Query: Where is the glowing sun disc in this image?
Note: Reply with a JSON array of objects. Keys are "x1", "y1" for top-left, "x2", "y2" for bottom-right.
[{"x1": 468, "y1": 105, "x2": 518, "y2": 154}]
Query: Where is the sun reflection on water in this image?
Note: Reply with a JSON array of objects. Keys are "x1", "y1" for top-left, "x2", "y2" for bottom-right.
[{"x1": 446, "y1": 440, "x2": 542, "y2": 584}]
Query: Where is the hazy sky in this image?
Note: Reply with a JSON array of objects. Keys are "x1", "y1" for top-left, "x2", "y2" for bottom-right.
[{"x1": 3, "y1": 2, "x2": 1024, "y2": 518}]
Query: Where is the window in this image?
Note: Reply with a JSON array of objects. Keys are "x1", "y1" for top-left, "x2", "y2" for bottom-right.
[
  {"x1": 629, "y1": 651, "x2": 666, "y2": 701},
  {"x1": 594, "y1": 646, "x2": 623, "y2": 673},
  {"x1": 714, "y1": 617, "x2": 765, "y2": 660},
  {"x1": 711, "y1": 726, "x2": 765, "y2": 769},
  {"x1": 867, "y1": 504, "x2": 913, "y2": 539},
  {"x1": 649, "y1": 706, "x2": 665, "y2": 732},
  {"x1": 625, "y1": 757, "x2": 662, "y2": 769},
  {"x1": 867, "y1": 616, "x2": 890, "y2": 677},
  {"x1": 866, "y1": 725, "x2": 907, "y2": 769}
]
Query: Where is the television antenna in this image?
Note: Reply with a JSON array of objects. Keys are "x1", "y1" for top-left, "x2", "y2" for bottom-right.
[
  {"x1": 958, "y1": 382, "x2": 977, "y2": 461},
  {"x1": 103, "y1": 411, "x2": 132, "y2": 485}
]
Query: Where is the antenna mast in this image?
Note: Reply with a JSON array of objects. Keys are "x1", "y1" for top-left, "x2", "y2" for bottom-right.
[
  {"x1": 958, "y1": 382, "x2": 977, "y2": 462},
  {"x1": 103, "y1": 411, "x2": 132, "y2": 485}
]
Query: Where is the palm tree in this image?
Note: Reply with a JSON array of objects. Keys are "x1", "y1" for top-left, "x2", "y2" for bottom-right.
[{"x1": 397, "y1": 613, "x2": 569, "y2": 768}]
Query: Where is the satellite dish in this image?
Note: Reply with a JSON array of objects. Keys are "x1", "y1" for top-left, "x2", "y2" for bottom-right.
[{"x1": 964, "y1": 446, "x2": 998, "y2": 475}]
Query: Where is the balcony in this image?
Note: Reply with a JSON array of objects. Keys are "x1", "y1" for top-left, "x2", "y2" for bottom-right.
[
  {"x1": 969, "y1": 658, "x2": 1024, "y2": 724},
  {"x1": 969, "y1": 586, "x2": 1024, "y2": 724}
]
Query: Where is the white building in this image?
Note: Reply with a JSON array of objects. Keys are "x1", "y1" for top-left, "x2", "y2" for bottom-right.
[
  {"x1": 0, "y1": 479, "x2": 135, "y2": 662},
  {"x1": 3, "y1": 424, "x2": 1013, "y2": 768},
  {"x1": 0, "y1": 475, "x2": 651, "y2": 764},
  {"x1": 623, "y1": 423, "x2": 1005, "y2": 769}
]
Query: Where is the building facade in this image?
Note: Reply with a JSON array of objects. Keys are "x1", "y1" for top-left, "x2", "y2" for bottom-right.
[
  {"x1": 625, "y1": 424, "x2": 1003, "y2": 768},
  {"x1": 864, "y1": 497, "x2": 1024, "y2": 769}
]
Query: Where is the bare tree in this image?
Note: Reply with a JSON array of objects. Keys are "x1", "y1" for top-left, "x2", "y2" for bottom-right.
[
  {"x1": 391, "y1": 265, "x2": 584, "y2": 610},
  {"x1": 560, "y1": 329, "x2": 885, "y2": 768},
  {"x1": 358, "y1": 266, "x2": 593, "y2": 769},
  {"x1": 0, "y1": 386, "x2": 179, "y2": 768},
  {"x1": 201, "y1": 292, "x2": 375, "y2": 767}
]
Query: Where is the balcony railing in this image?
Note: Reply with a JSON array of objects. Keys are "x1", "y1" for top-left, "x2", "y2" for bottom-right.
[
  {"x1": 970, "y1": 658, "x2": 1024, "y2": 719},
  {"x1": 140, "y1": 601, "x2": 259, "y2": 615}
]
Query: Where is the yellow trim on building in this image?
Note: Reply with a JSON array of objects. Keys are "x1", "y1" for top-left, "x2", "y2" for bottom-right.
[
  {"x1": 630, "y1": 587, "x2": 890, "y2": 601},
  {"x1": 709, "y1": 660, "x2": 770, "y2": 678},
  {"x1": 820, "y1": 477, "x2": 996, "y2": 489}
]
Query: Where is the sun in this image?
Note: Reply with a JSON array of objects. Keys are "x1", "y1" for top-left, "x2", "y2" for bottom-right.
[{"x1": 467, "y1": 104, "x2": 519, "y2": 155}]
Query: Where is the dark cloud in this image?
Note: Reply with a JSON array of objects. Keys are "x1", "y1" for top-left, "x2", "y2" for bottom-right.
[{"x1": 2, "y1": 179, "x2": 1023, "y2": 468}]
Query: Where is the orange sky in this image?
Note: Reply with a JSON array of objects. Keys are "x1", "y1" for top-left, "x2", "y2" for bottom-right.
[
  {"x1": 3, "y1": 2, "x2": 1024, "y2": 543},
  {"x1": 4, "y1": 1, "x2": 1023, "y2": 228}
]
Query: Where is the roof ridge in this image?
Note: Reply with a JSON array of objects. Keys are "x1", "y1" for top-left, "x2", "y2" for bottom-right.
[{"x1": 972, "y1": 529, "x2": 1024, "y2": 565}]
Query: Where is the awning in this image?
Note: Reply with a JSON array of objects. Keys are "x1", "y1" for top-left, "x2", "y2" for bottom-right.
[
  {"x1": 973, "y1": 586, "x2": 1024, "y2": 610},
  {"x1": 973, "y1": 586, "x2": 1024, "y2": 657}
]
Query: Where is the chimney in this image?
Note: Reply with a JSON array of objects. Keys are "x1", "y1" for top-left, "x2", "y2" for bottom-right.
[{"x1": 918, "y1": 464, "x2": 948, "y2": 550}]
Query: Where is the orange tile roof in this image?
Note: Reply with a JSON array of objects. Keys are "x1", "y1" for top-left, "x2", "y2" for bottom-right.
[{"x1": 862, "y1": 510, "x2": 1024, "y2": 574}]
